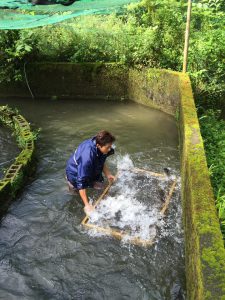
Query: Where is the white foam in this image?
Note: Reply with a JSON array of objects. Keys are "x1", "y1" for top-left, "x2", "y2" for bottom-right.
[
  {"x1": 116, "y1": 154, "x2": 134, "y2": 171},
  {"x1": 87, "y1": 155, "x2": 167, "y2": 243}
]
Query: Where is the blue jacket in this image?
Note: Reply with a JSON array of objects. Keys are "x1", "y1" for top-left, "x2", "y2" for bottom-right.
[{"x1": 66, "y1": 137, "x2": 114, "y2": 190}]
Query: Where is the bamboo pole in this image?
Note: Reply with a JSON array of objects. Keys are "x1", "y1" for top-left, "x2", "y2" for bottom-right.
[
  {"x1": 81, "y1": 172, "x2": 119, "y2": 225},
  {"x1": 183, "y1": 0, "x2": 192, "y2": 73},
  {"x1": 84, "y1": 222, "x2": 155, "y2": 247},
  {"x1": 131, "y1": 167, "x2": 166, "y2": 179},
  {"x1": 81, "y1": 172, "x2": 177, "y2": 247},
  {"x1": 160, "y1": 179, "x2": 177, "y2": 215},
  {"x1": 81, "y1": 172, "x2": 155, "y2": 246}
]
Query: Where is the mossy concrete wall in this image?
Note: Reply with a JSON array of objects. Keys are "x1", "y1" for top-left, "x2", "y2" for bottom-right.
[
  {"x1": 0, "y1": 63, "x2": 179, "y2": 115},
  {"x1": 0, "y1": 63, "x2": 129, "y2": 101},
  {"x1": 0, "y1": 106, "x2": 36, "y2": 216},
  {"x1": 128, "y1": 67, "x2": 180, "y2": 115},
  {"x1": 0, "y1": 63, "x2": 225, "y2": 298},
  {"x1": 178, "y1": 73, "x2": 225, "y2": 300},
  {"x1": 0, "y1": 63, "x2": 180, "y2": 114}
]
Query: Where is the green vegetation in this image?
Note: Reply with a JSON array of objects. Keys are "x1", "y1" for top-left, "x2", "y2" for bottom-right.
[
  {"x1": 0, "y1": 0, "x2": 224, "y2": 106},
  {"x1": 0, "y1": 0, "x2": 224, "y2": 238},
  {"x1": 0, "y1": 105, "x2": 36, "y2": 203},
  {"x1": 199, "y1": 110, "x2": 225, "y2": 238}
]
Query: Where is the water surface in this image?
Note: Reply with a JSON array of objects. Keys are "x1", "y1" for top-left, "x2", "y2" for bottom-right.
[
  {"x1": 0, "y1": 125, "x2": 19, "y2": 178},
  {"x1": 0, "y1": 98, "x2": 185, "y2": 300}
]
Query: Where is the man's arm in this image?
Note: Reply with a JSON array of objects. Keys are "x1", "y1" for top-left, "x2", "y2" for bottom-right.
[
  {"x1": 79, "y1": 189, "x2": 89, "y2": 207},
  {"x1": 76, "y1": 149, "x2": 95, "y2": 213},
  {"x1": 79, "y1": 189, "x2": 94, "y2": 214},
  {"x1": 103, "y1": 163, "x2": 115, "y2": 182}
]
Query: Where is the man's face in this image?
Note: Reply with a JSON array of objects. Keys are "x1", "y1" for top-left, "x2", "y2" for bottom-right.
[{"x1": 97, "y1": 143, "x2": 112, "y2": 154}]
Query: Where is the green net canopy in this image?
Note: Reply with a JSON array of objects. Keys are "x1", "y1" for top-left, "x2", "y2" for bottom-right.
[{"x1": 0, "y1": 0, "x2": 139, "y2": 29}]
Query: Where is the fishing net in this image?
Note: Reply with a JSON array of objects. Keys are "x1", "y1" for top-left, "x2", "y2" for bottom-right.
[
  {"x1": 0, "y1": 0, "x2": 139, "y2": 29},
  {"x1": 82, "y1": 167, "x2": 177, "y2": 246}
]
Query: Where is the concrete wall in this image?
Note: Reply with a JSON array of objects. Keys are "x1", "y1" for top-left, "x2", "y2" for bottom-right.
[
  {"x1": 0, "y1": 63, "x2": 179, "y2": 115},
  {"x1": 128, "y1": 67, "x2": 180, "y2": 115},
  {"x1": 1, "y1": 63, "x2": 225, "y2": 299},
  {"x1": 129, "y1": 68, "x2": 225, "y2": 299},
  {"x1": 0, "y1": 63, "x2": 129, "y2": 101},
  {"x1": 178, "y1": 73, "x2": 225, "y2": 299}
]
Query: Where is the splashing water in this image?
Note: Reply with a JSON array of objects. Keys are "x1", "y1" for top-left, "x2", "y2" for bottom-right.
[
  {"x1": 116, "y1": 153, "x2": 134, "y2": 171},
  {"x1": 87, "y1": 155, "x2": 175, "y2": 243}
]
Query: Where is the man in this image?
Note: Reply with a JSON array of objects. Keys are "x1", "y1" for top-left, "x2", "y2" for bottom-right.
[{"x1": 66, "y1": 130, "x2": 116, "y2": 215}]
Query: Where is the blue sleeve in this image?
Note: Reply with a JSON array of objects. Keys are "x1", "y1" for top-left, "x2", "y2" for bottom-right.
[{"x1": 76, "y1": 150, "x2": 95, "y2": 190}]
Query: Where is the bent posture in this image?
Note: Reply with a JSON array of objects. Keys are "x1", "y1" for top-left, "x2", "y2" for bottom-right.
[{"x1": 66, "y1": 130, "x2": 115, "y2": 214}]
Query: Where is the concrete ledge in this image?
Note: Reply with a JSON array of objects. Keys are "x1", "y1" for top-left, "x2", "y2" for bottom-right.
[
  {"x1": 0, "y1": 106, "x2": 36, "y2": 215},
  {"x1": 179, "y1": 73, "x2": 225, "y2": 300}
]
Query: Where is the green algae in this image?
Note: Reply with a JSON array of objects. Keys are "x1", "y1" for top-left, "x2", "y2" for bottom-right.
[
  {"x1": 179, "y1": 73, "x2": 225, "y2": 299},
  {"x1": 0, "y1": 105, "x2": 36, "y2": 214}
]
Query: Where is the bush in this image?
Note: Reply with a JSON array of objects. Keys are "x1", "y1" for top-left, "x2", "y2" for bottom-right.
[
  {"x1": 0, "y1": 30, "x2": 37, "y2": 82},
  {"x1": 188, "y1": 10, "x2": 225, "y2": 109},
  {"x1": 199, "y1": 110, "x2": 225, "y2": 239},
  {"x1": 0, "y1": 0, "x2": 224, "y2": 107}
]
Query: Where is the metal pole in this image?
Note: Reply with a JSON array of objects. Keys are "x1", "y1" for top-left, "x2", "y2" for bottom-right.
[{"x1": 183, "y1": 0, "x2": 192, "y2": 73}]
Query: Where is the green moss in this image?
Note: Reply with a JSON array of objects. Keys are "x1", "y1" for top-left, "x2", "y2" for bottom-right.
[
  {"x1": 26, "y1": 62, "x2": 129, "y2": 101},
  {"x1": 179, "y1": 73, "x2": 225, "y2": 299},
  {"x1": 128, "y1": 67, "x2": 180, "y2": 115},
  {"x1": 146, "y1": 68, "x2": 161, "y2": 82},
  {"x1": 10, "y1": 170, "x2": 24, "y2": 197},
  {"x1": 0, "y1": 105, "x2": 36, "y2": 212},
  {"x1": 15, "y1": 149, "x2": 33, "y2": 165},
  {"x1": 0, "y1": 180, "x2": 10, "y2": 192}
]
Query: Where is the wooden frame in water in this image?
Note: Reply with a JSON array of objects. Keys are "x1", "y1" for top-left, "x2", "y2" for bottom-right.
[{"x1": 81, "y1": 169, "x2": 177, "y2": 247}]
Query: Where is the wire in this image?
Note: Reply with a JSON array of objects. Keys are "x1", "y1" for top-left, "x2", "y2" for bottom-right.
[{"x1": 24, "y1": 61, "x2": 35, "y2": 99}]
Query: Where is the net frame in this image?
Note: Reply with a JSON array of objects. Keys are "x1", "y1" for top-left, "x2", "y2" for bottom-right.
[{"x1": 81, "y1": 169, "x2": 177, "y2": 247}]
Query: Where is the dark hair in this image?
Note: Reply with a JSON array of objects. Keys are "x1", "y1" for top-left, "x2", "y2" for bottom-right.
[{"x1": 96, "y1": 130, "x2": 115, "y2": 146}]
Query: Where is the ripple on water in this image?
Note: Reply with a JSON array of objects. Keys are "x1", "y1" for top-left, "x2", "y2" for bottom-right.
[{"x1": 0, "y1": 98, "x2": 185, "y2": 299}]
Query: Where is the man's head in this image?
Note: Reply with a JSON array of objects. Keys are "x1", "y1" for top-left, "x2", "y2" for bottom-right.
[{"x1": 96, "y1": 130, "x2": 115, "y2": 154}]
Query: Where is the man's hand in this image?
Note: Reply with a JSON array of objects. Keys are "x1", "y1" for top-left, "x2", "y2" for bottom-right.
[
  {"x1": 103, "y1": 163, "x2": 116, "y2": 183},
  {"x1": 84, "y1": 204, "x2": 95, "y2": 216},
  {"x1": 107, "y1": 174, "x2": 115, "y2": 182}
]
